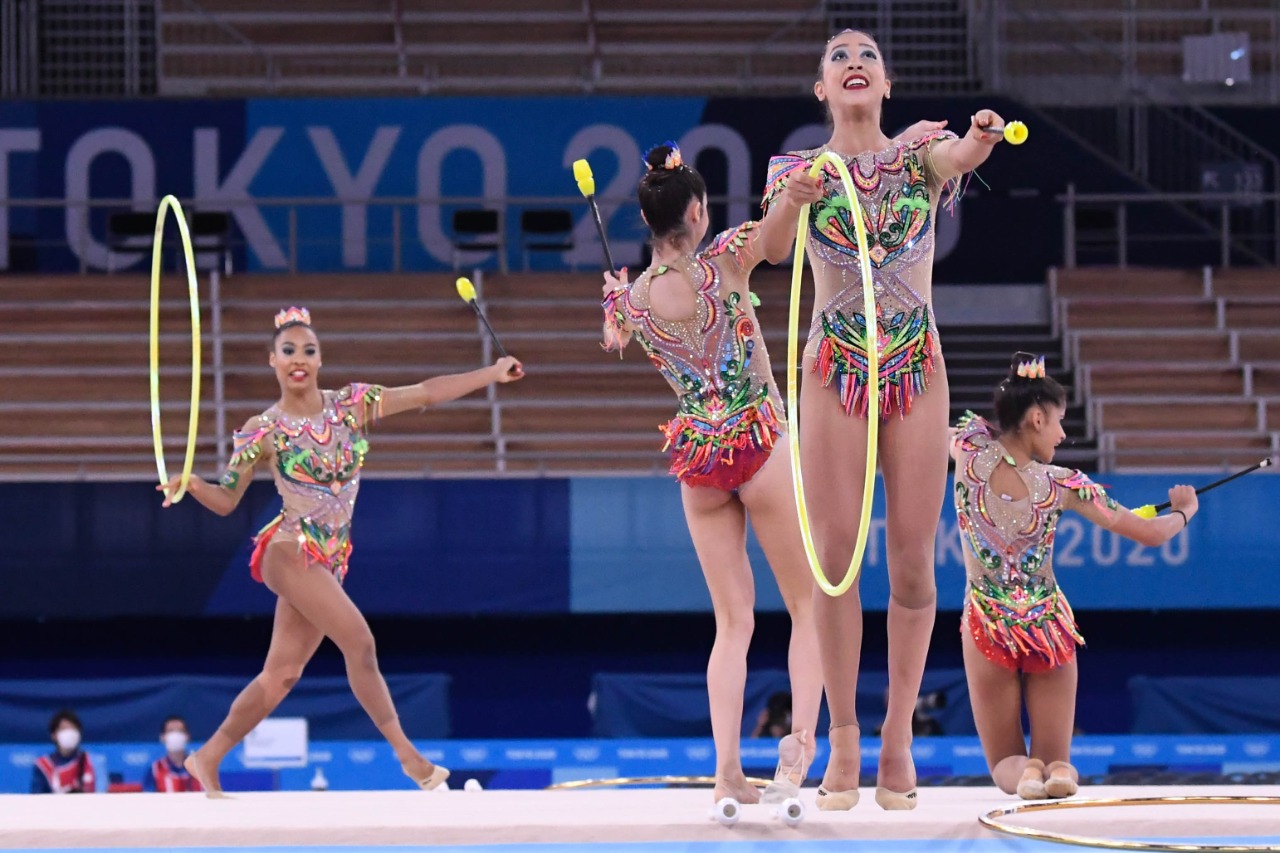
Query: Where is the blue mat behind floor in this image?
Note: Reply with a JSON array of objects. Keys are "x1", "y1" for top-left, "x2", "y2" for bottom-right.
[
  {"x1": 590, "y1": 669, "x2": 973, "y2": 737},
  {"x1": 4, "y1": 734, "x2": 1279, "y2": 794}
]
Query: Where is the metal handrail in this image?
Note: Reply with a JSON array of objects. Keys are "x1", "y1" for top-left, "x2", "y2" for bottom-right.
[
  {"x1": 209, "y1": 268, "x2": 227, "y2": 465},
  {"x1": 15, "y1": 188, "x2": 1274, "y2": 274},
  {"x1": 10, "y1": 187, "x2": 1279, "y2": 275},
  {"x1": 157, "y1": 2, "x2": 822, "y2": 95},
  {"x1": 1057, "y1": 186, "x2": 1280, "y2": 269},
  {"x1": 1, "y1": 193, "x2": 755, "y2": 274},
  {"x1": 390, "y1": 0, "x2": 407, "y2": 80},
  {"x1": 990, "y1": 0, "x2": 1280, "y2": 264},
  {"x1": 584, "y1": 0, "x2": 601, "y2": 90},
  {"x1": 747, "y1": 1, "x2": 825, "y2": 84},
  {"x1": 169, "y1": 0, "x2": 276, "y2": 83}
]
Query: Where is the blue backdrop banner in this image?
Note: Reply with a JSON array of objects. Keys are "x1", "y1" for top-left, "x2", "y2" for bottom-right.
[
  {"x1": 1130, "y1": 676, "x2": 1280, "y2": 734},
  {"x1": 0, "y1": 474, "x2": 1274, "y2": 617},
  {"x1": 569, "y1": 474, "x2": 1276, "y2": 613}
]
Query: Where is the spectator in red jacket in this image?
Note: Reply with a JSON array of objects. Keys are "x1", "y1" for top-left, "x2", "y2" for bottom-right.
[
  {"x1": 31, "y1": 710, "x2": 95, "y2": 794},
  {"x1": 143, "y1": 716, "x2": 203, "y2": 793}
]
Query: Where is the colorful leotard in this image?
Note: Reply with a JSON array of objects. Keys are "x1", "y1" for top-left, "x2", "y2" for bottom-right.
[
  {"x1": 762, "y1": 130, "x2": 959, "y2": 419},
  {"x1": 603, "y1": 222, "x2": 782, "y2": 491},
  {"x1": 951, "y1": 412, "x2": 1118, "y2": 673},
  {"x1": 223, "y1": 383, "x2": 384, "y2": 584}
]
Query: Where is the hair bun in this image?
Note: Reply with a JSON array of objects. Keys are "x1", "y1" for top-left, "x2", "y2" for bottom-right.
[
  {"x1": 636, "y1": 140, "x2": 706, "y2": 242},
  {"x1": 993, "y1": 351, "x2": 1066, "y2": 431},
  {"x1": 643, "y1": 142, "x2": 683, "y2": 172}
]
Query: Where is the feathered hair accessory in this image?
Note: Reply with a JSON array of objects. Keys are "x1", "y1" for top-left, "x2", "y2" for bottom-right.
[
  {"x1": 1016, "y1": 355, "x2": 1046, "y2": 379},
  {"x1": 274, "y1": 306, "x2": 311, "y2": 329},
  {"x1": 644, "y1": 141, "x2": 684, "y2": 172}
]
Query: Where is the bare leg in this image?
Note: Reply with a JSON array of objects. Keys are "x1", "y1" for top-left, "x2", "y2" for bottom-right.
[
  {"x1": 740, "y1": 433, "x2": 822, "y2": 793},
  {"x1": 797, "y1": 366, "x2": 869, "y2": 797},
  {"x1": 876, "y1": 366, "x2": 950, "y2": 805},
  {"x1": 187, "y1": 595, "x2": 324, "y2": 797},
  {"x1": 1026, "y1": 658, "x2": 1079, "y2": 797},
  {"x1": 259, "y1": 543, "x2": 445, "y2": 788},
  {"x1": 961, "y1": 612, "x2": 1029, "y2": 794},
  {"x1": 680, "y1": 483, "x2": 759, "y2": 804}
]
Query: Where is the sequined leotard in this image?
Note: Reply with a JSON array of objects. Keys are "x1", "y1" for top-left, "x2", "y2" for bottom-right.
[
  {"x1": 224, "y1": 383, "x2": 383, "y2": 584},
  {"x1": 951, "y1": 412, "x2": 1118, "y2": 673},
  {"x1": 602, "y1": 222, "x2": 782, "y2": 491},
  {"x1": 762, "y1": 130, "x2": 959, "y2": 419}
]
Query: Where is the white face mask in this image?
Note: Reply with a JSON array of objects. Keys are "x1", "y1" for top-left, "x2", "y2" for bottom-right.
[
  {"x1": 55, "y1": 728, "x2": 81, "y2": 752},
  {"x1": 163, "y1": 731, "x2": 189, "y2": 753}
]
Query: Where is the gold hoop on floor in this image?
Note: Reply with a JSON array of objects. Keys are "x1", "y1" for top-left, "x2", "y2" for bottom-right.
[
  {"x1": 546, "y1": 775, "x2": 771, "y2": 791},
  {"x1": 980, "y1": 795, "x2": 1280, "y2": 852}
]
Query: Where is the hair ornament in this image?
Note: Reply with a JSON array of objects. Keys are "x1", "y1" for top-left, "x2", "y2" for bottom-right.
[
  {"x1": 644, "y1": 141, "x2": 684, "y2": 172},
  {"x1": 1016, "y1": 355, "x2": 1046, "y2": 379},
  {"x1": 274, "y1": 306, "x2": 311, "y2": 329}
]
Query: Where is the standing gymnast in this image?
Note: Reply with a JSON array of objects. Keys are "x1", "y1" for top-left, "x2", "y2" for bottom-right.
[
  {"x1": 753, "y1": 28, "x2": 1011, "y2": 809},
  {"x1": 952, "y1": 353, "x2": 1197, "y2": 799},
  {"x1": 602, "y1": 144, "x2": 822, "y2": 805},
  {"x1": 158, "y1": 306, "x2": 523, "y2": 796}
]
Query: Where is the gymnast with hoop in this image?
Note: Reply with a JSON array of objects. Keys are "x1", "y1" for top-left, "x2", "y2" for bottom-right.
[
  {"x1": 157, "y1": 306, "x2": 523, "y2": 796},
  {"x1": 952, "y1": 354, "x2": 1197, "y2": 801},
  {"x1": 754, "y1": 29, "x2": 1014, "y2": 810}
]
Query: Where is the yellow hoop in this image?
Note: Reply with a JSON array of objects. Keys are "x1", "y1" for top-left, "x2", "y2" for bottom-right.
[
  {"x1": 980, "y1": 795, "x2": 1280, "y2": 852},
  {"x1": 149, "y1": 194, "x2": 202, "y2": 504},
  {"x1": 546, "y1": 775, "x2": 772, "y2": 791},
  {"x1": 787, "y1": 152, "x2": 880, "y2": 597}
]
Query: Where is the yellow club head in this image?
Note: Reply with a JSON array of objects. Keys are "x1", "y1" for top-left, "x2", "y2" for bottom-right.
[
  {"x1": 573, "y1": 159, "x2": 595, "y2": 197},
  {"x1": 455, "y1": 277, "x2": 476, "y2": 302},
  {"x1": 1131, "y1": 504, "x2": 1158, "y2": 520},
  {"x1": 1003, "y1": 121, "x2": 1029, "y2": 145}
]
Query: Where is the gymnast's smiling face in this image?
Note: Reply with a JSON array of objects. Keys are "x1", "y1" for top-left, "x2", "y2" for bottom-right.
[
  {"x1": 270, "y1": 325, "x2": 321, "y2": 394},
  {"x1": 816, "y1": 32, "x2": 890, "y2": 118}
]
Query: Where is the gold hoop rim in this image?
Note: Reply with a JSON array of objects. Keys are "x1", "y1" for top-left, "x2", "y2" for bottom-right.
[
  {"x1": 546, "y1": 775, "x2": 772, "y2": 791},
  {"x1": 980, "y1": 795, "x2": 1280, "y2": 852}
]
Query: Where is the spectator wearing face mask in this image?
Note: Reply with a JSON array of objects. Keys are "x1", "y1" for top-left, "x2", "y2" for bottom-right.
[
  {"x1": 143, "y1": 716, "x2": 203, "y2": 793},
  {"x1": 32, "y1": 710, "x2": 95, "y2": 794}
]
